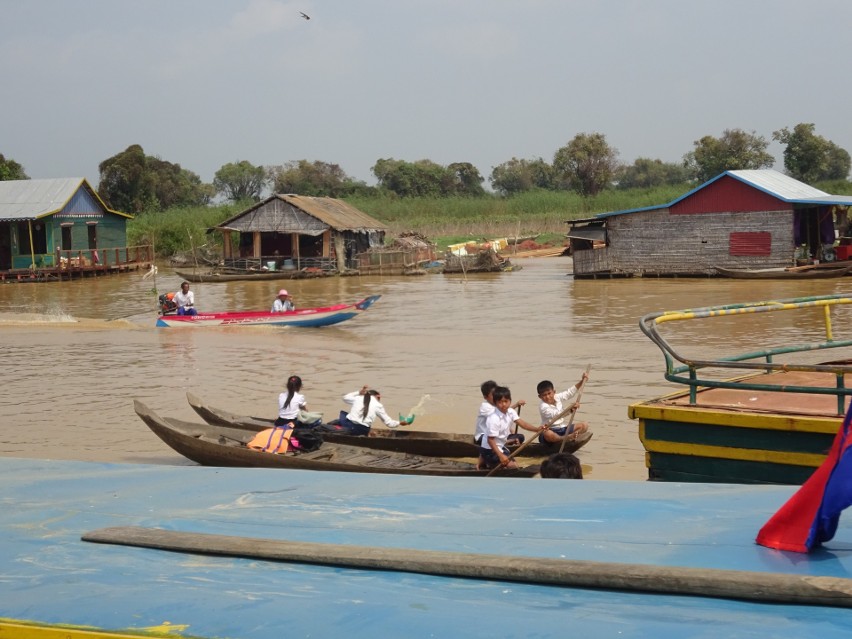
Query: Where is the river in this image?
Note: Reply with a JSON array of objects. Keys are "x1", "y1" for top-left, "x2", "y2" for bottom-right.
[{"x1": 1, "y1": 256, "x2": 847, "y2": 479}]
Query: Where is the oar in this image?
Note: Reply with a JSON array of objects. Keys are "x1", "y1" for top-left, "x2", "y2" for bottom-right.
[
  {"x1": 485, "y1": 402, "x2": 576, "y2": 477},
  {"x1": 558, "y1": 366, "x2": 591, "y2": 454}
]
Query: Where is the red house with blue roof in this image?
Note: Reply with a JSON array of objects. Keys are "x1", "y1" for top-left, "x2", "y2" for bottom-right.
[{"x1": 567, "y1": 169, "x2": 852, "y2": 278}]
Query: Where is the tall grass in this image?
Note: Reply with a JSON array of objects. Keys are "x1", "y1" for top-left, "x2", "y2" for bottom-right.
[
  {"x1": 347, "y1": 184, "x2": 691, "y2": 240},
  {"x1": 129, "y1": 185, "x2": 695, "y2": 257}
]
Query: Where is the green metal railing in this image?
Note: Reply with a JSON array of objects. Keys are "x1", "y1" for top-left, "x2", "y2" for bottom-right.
[{"x1": 639, "y1": 294, "x2": 852, "y2": 414}]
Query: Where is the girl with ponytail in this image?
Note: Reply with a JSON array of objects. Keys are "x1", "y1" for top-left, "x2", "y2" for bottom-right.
[
  {"x1": 338, "y1": 385, "x2": 412, "y2": 436},
  {"x1": 275, "y1": 375, "x2": 320, "y2": 428}
]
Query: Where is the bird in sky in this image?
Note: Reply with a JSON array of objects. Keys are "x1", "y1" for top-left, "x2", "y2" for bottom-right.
[{"x1": 299, "y1": 11, "x2": 310, "y2": 20}]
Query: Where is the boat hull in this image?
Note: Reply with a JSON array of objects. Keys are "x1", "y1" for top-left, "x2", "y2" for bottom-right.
[
  {"x1": 714, "y1": 265, "x2": 852, "y2": 279},
  {"x1": 185, "y1": 392, "x2": 591, "y2": 458},
  {"x1": 629, "y1": 391, "x2": 842, "y2": 484},
  {"x1": 156, "y1": 295, "x2": 380, "y2": 328},
  {"x1": 135, "y1": 400, "x2": 538, "y2": 477},
  {"x1": 175, "y1": 269, "x2": 332, "y2": 282}
]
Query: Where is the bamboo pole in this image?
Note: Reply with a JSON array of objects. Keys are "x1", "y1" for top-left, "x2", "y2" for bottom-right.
[{"x1": 82, "y1": 526, "x2": 852, "y2": 608}]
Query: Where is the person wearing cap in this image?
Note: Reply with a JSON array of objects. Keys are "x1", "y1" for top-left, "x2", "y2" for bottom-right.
[{"x1": 271, "y1": 289, "x2": 295, "y2": 313}]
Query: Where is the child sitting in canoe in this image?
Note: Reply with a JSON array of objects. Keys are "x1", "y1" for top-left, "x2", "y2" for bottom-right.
[
  {"x1": 275, "y1": 375, "x2": 322, "y2": 428},
  {"x1": 536, "y1": 374, "x2": 590, "y2": 445},
  {"x1": 338, "y1": 386, "x2": 413, "y2": 436},
  {"x1": 480, "y1": 386, "x2": 542, "y2": 470},
  {"x1": 474, "y1": 380, "x2": 526, "y2": 470}
]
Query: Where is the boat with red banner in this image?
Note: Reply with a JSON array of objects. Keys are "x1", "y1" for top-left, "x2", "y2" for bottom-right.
[{"x1": 155, "y1": 295, "x2": 380, "y2": 328}]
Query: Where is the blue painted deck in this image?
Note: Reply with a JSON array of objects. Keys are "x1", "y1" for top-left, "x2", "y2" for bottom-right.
[{"x1": 2, "y1": 457, "x2": 852, "y2": 638}]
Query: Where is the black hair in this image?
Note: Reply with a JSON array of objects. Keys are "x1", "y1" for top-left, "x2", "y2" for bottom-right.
[
  {"x1": 480, "y1": 380, "x2": 498, "y2": 398},
  {"x1": 540, "y1": 453, "x2": 583, "y2": 479},
  {"x1": 537, "y1": 380, "x2": 555, "y2": 395},
  {"x1": 362, "y1": 389, "x2": 380, "y2": 420},
  {"x1": 491, "y1": 386, "x2": 511, "y2": 403},
  {"x1": 283, "y1": 375, "x2": 302, "y2": 409}
]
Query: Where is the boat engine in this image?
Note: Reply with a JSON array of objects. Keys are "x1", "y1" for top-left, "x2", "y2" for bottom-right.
[{"x1": 158, "y1": 292, "x2": 178, "y2": 315}]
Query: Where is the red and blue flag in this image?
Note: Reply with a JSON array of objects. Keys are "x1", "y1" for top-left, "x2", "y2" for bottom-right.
[{"x1": 756, "y1": 400, "x2": 852, "y2": 553}]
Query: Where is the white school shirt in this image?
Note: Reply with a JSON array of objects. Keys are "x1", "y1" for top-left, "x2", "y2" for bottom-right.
[
  {"x1": 278, "y1": 391, "x2": 306, "y2": 420},
  {"x1": 271, "y1": 298, "x2": 295, "y2": 312},
  {"x1": 474, "y1": 400, "x2": 495, "y2": 445},
  {"x1": 538, "y1": 387, "x2": 579, "y2": 427},
  {"x1": 173, "y1": 289, "x2": 194, "y2": 310},
  {"x1": 342, "y1": 391, "x2": 400, "y2": 428},
  {"x1": 481, "y1": 407, "x2": 519, "y2": 451}
]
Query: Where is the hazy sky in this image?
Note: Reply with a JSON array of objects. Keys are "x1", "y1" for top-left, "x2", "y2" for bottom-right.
[{"x1": 2, "y1": 0, "x2": 851, "y2": 188}]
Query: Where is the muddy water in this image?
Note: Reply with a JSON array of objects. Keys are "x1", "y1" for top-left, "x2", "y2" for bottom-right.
[{"x1": 1, "y1": 257, "x2": 848, "y2": 479}]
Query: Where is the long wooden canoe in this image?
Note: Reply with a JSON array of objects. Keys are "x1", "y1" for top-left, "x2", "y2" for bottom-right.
[
  {"x1": 134, "y1": 400, "x2": 539, "y2": 477},
  {"x1": 185, "y1": 391, "x2": 592, "y2": 458},
  {"x1": 156, "y1": 295, "x2": 380, "y2": 328},
  {"x1": 714, "y1": 265, "x2": 852, "y2": 279}
]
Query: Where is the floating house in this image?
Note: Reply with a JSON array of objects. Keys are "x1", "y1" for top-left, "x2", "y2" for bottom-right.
[
  {"x1": 0, "y1": 178, "x2": 152, "y2": 281},
  {"x1": 213, "y1": 195, "x2": 388, "y2": 273},
  {"x1": 567, "y1": 169, "x2": 852, "y2": 278}
]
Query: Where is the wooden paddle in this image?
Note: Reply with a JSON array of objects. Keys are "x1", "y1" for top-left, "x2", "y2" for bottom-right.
[{"x1": 558, "y1": 366, "x2": 591, "y2": 454}]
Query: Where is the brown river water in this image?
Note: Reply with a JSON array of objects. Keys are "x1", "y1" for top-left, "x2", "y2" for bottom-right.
[{"x1": 1, "y1": 256, "x2": 849, "y2": 480}]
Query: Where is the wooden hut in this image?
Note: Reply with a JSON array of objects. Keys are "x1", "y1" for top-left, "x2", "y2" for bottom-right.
[
  {"x1": 567, "y1": 170, "x2": 852, "y2": 278},
  {"x1": 213, "y1": 195, "x2": 388, "y2": 273},
  {"x1": 0, "y1": 178, "x2": 150, "y2": 281}
]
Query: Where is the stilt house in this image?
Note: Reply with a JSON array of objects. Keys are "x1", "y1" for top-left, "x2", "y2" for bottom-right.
[
  {"x1": 0, "y1": 178, "x2": 147, "y2": 279},
  {"x1": 567, "y1": 170, "x2": 852, "y2": 278},
  {"x1": 213, "y1": 195, "x2": 388, "y2": 272}
]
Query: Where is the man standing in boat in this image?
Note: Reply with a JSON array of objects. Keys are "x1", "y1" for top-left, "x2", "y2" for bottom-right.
[{"x1": 173, "y1": 281, "x2": 197, "y2": 316}]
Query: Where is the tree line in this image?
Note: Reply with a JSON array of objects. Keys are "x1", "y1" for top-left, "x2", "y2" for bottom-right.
[{"x1": 1, "y1": 123, "x2": 849, "y2": 214}]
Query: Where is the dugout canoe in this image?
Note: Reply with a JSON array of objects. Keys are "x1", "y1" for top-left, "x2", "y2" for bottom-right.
[
  {"x1": 713, "y1": 265, "x2": 852, "y2": 279},
  {"x1": 185, "y1": 391, "x2": 592, "y2": 458},
  {"x1": 134, "y1": 400, "x2": 539, "y2": 477}
]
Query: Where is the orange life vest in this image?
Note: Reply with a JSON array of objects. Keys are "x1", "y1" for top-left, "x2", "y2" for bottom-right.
[{"x1": 247, "y1": 425, "x2": 294, "y2": 454}]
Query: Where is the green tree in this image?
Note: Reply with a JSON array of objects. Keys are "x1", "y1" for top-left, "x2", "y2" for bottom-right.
[
  {"x1": 372, "y1": 158, "x2": 441, "y2": 197},
  {"x1": 683, "y1": 129, "x2": 774, "y2": 183},
  {"x1": 772, "y1": 123, "x2": 851, "y2": 182},
  {"x1": 489, "y1": 157, "x2": 555, "y2": 196},
  {"x1": 447, "y1": 162, "x2": 486, "y2": 196},
  {"x1": 617, "y1": 157, "x2": 690, "y2": 190},
  {"x1": 0, "y1": 153, "x2": 29, "y2": 180},
  {"x1": 552, "y1": 132, "x2": 619, "y2": 197},
  {"x1": 268, "y1": 160, "x2": 363, "y2": 197},
  {"x1": 98, "y1": 144, "x2": 213, "y2": 213},
  {"x1": 214, "y1": 160, "x2": 267, "y2": 202}
]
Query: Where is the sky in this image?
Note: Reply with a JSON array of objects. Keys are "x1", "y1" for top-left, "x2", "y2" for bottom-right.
[{"x1": 2, "y1": 0, "x2": 851, "y2": 188}]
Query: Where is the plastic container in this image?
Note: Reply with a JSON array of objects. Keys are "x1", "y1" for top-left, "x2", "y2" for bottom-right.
[
  {"x1": 282, "y1": 259, "x2": 296, "y2": 270},
  {"x1": 266, "y1": 261, "x2": 277, "y2": 271}
]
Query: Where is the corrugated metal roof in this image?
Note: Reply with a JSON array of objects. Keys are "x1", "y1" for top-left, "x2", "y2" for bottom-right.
[
  {"x1": 727, "y1": 169, "x2": 829, "y2": 200},
  {"x1": 0, "y1": 177, "x2": 128, "y2": 221},
  {"x1": 216, "y1": 194, "x2": 388, "y2": 233},
  {"x1": 594, "y1": 170, "x2": 852, "y2": 219},
  {"x1": 0, "y1": 178, "x2": 86, "y2": 220}
]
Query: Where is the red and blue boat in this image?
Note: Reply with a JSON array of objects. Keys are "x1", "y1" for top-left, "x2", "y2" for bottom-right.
[{"x1": 155, "y1": 294, "x2": 381, "y2": 328}]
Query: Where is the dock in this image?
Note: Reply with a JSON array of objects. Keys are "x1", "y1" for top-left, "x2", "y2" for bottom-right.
[{"x1": 2, "y1": 457, "x2": 852, "y2": 638}]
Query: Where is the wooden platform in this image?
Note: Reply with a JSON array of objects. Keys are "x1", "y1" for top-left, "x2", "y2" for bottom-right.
[{"x1": 2, "y1": 458, "x2": 852, "y2": 637}]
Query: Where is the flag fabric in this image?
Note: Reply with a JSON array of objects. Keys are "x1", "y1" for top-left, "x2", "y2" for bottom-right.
[{"x1": 756, "y1": 400, "x2": 852, "y2": 552}]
